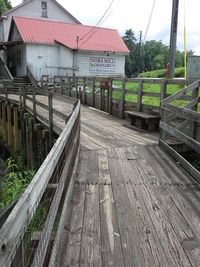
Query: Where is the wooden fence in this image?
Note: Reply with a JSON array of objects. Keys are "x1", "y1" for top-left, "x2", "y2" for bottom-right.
[
  {"x1": 41, "y1": 75, "x2": 197, "y2": 117},
  {"x1": 159, "y1": 80, "x2": 200, "y2": 181},
  {"x1": 0, "y1": 86, "x2": 81, "y2": 266}
]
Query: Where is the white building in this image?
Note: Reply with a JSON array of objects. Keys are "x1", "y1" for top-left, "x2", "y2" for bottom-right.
[
  {"x1": 0, "y1": 0, "x2": 80, "y2": 42},
  {"x1": 0, "y1": 1, "x2": 129, "y2": 80}
]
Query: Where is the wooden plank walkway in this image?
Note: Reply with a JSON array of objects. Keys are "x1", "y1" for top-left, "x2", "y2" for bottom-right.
[
  {"x1": 2, "y1": 94, "x2": 200, "y2": 266},
  {"x1": 57, "y1": 107, "x2": 200, "y2": 267}
]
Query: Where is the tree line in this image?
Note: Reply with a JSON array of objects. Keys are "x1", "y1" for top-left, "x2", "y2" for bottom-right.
[
  {"x1": 0, "y1": 0, "x2": 11, "y2": 14},
  {"x1": 123, "y1": 29, "x2": 194, "y2": 77}
]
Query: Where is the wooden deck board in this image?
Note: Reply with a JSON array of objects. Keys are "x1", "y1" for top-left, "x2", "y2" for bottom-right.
[{"x1": 60, "y1": 144, "x2": 200, "y2": 267}]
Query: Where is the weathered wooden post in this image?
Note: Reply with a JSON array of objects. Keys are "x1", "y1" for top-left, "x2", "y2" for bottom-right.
[
  {"x1": 92, "y1": 78, "x2": 95, "y2": 107},
  {"x1": 48, "y1": 93, "x2": 53, "y2": 148},
  {"x1": 120, "y1": 79, "x2": 126, "y2": 119},
  {"x1": 13, "y1": 106, "x2": 20, "y2": 151},
  {"x1": 2, "y1": 102, "x2": 7, "y2": 142},
  {"x1": 75, "y1": 76, "x2": 78, "y2": 99},
  {"x1": 191, "y1": 83, "x2": 199, "y2": 139},
  {"x1": 83, "y1": 77, "x2": 86, "y2": 104},
  {"x1": 160, "y1": 80, "x2": 167, "y2": 103},
  {"x1": 7, "y1": 103, "x2": 13, "y2": 147},
  {"x1": 108, "y1": 79, "x2": 113, "y2": 115},
  {"x1": 137, "y1": 80, "x2": 143, "y2": 112},
  {"x1": 32, "y1": 85, "x2": 36, "y2": 121}
]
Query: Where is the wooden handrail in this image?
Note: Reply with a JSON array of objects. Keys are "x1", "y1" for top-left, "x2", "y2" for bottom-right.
[{"x1": 0, "y1": 89, "x2": 81, "y2": 266}]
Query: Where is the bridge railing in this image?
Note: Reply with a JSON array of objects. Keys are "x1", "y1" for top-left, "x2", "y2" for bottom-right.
[
  {"x1": 159, "y1": 80, "x2": 200, "y2": 181},
  {"x1": 41, "y1": 75, "x2": 196, "y2": 117},
  {"x1": 0, "y1": 88, "x2": 81, "y2": 266}
]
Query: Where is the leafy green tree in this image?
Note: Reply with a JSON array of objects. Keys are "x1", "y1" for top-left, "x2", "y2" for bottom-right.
[
  {"x1": 122, "y1": 29, "x2": 194, "y2": 77},
  {"x1": 0, "y1": 0, "x2": 12, "y2": 15}
]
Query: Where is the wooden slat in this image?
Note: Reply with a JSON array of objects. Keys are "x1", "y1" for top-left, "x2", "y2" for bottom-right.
[
  {"x1": 160, "y1": 121, "x2": 200, "y2": 153},
  {"x1": 80, "y1": 184, "x2": 102, "y2": 266},
  {"x1": 162, "y1": 80, "x2": 200, "y2": 104}
]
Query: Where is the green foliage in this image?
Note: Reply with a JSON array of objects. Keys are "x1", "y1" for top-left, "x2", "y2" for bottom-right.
[
  {"x1": 0, "y1": 0, "x2": 12, "y2": 14},
  {"x1": 0, "y1": 156, "x2": 35, "y2": 208},
  {"x1": 138, "y1": 67, "x2": 185, "y2": 78},
  {"x1": 122, "y1": 29, "x2": 194, "y2": 77}
]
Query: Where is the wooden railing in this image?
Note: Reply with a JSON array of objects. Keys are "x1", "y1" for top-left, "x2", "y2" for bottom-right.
[
  {"x1": 41, "y1": 75, "x2": 196, "y2": 116},
  {"x1": 0, "y1": 86, "x2": 81, "y2": 266},
  {"x1": 159, "y1": 80, "x2": 200, "y2": 181}
]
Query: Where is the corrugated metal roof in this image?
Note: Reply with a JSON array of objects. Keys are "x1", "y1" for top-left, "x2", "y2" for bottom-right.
[{"x1": 12, "y1": 16, "x2": 129, "y2": 53}]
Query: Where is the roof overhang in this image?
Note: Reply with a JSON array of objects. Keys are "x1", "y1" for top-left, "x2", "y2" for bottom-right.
[{"x1": 0, "y1": 40, "x2": 23, "y2": 50}]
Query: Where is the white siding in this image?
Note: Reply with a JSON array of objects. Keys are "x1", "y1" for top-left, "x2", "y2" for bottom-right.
[
  {"x1": 2, "y1": 0, "x2": 79, "y2": 41},
  {"x1": 7, "y1": 44, "x2": 27, "y2": 76},
  {"x1": 26, "y1": 44, "x2": 73, "y2": 80},
  {"x1": 74, "y1": 51, "x2": 126, "y2": 77}
]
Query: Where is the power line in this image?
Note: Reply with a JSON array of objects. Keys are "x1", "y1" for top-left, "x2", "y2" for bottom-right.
[
  {"x1": 78, "y1": 0, "x2": 115, "y2": 48},
  {"x1": 79, "y1": 0, "x2": 114, "y2": 41},
  {"x1": 143, "y1": 0, "x2": 157, "y2": 43}
]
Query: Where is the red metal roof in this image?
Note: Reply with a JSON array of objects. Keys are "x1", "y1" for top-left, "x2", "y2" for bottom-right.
[{"x1": 12, "y1": 16, "x2": 129, "y2": 54}]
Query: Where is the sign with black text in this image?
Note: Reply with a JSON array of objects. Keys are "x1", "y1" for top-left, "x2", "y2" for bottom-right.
[{"x1": 89, "y1": 57, "x2": 116, "y2": 74}]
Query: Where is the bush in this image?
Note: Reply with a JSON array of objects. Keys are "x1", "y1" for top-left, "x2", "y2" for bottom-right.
[{"x1": 138, "y1": 67, "x2": 185, "y2": 78}]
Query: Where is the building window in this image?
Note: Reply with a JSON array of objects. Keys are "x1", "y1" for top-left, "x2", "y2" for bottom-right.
[{"x1": 41, "y1": 1, "x2": 47, "y2": 18}]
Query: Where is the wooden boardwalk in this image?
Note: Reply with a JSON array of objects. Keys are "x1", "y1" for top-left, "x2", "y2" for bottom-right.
[
  {"x1": 57, "y1": 107, "x2": 200, "y2": 267},
  {"x1": 2, "y1": 94, "x2": 200, "y2": 266}
]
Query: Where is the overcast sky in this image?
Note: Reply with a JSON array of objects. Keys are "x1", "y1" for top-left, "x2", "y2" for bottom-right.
[{"x1": 11, "y1": 0, "x2": 200, "y2": 54}]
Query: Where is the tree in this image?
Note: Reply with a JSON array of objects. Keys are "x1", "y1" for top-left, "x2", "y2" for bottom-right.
[
  {"x1": 122, "y1": 29, "x2": 194, "y2": 77},
  {"x1": 122, "y1": 29, "x2": 139, "y2": 77},
  {"x1": 0, "y1": 0, "x2": 12, "y2": 15}
]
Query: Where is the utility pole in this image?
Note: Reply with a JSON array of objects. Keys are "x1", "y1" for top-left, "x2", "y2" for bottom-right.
[
  {"x1": 169, "y1": 0, "x2": 179, "y2": 79},
  {"x1": 137, "y1": 30, "x2": 142, "y2": 74}
]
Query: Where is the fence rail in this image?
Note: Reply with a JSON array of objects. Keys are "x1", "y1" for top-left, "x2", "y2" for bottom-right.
[
  {"x1": 159, "y1": 80, "x2": 200, "y2": 181},
  {"x1": 41, "y1": 75, "x2": 197, "y2": 117},
  {"x1": 0, "y1": 86, "x2": 81, "y2": 266}
]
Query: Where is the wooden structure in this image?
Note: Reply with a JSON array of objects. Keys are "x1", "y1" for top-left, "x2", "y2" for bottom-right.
[
  {"x1": 125, "y1": 110, "x2": 160, "y2": 131},
  {"x1": 160, "y1": 80, "x2": 200, "y2": 181},
  {"x1": 0, "y1": 77, "x2": 200, "y2": 266}
]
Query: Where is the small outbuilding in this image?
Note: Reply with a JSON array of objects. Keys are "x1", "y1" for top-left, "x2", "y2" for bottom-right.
[{"x1": 1, "y1": 16, "x2": 129, "y2": 81}]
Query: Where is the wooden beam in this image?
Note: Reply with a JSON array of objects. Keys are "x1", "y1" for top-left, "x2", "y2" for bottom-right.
[{"x1": 160, "y1": 121, "x2": 200, "y2": 154}]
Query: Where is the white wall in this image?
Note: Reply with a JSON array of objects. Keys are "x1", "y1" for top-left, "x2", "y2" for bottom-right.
[
  {"x1": 26, "y1": 44, "x2": 73, "y2": 80},
  {"x1": 2, "y1": 0, "x2": 79, "y2": 41},
  {"x1": 74, "y1": 51, "x2": 126, "y2": 77}
]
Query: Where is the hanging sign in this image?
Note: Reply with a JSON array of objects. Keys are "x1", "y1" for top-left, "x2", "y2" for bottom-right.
[{"x1": 89, "y1": 57, "x2": 116, "y2": 74}]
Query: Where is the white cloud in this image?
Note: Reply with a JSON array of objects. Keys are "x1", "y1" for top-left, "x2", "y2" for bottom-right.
[{"x1": 10, "y1": 0, "x2": 200, "y2": 54}]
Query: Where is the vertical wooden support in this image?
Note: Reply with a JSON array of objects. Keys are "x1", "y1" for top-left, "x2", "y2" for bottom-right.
[
  {"x1": 43, "y1": 129, "x2": 50, "y2": 156},
  {"x1": 99, "y1": 88, "x2": 103, "y2": 111},
  {"x1": 68, "y1": 77, "x2": 72, "y2": 97},
  {"x1": 53, "y1": 77, "x2": 56, "y2": 92},
  {"x1": 22, "y1": 86, "x2": 26, "y2": 110},
  {"x1": 0, "y1": 101, "x2": 2, "y2": 127},
  {"x1": 92, "y1": 78, "x2": 95, "y2": 107},
  {"x1": 160, "y1": 80, "x2": 167, "y2": 103},
  {"x1": 13, "y1": 106, "x2": 20, "y2": 151},
  {"x1": 32, "y1": 85, "x2": 36, "y2": 121},
  {"x1": 19, "y1": 107, "x2": 26, "y2": 157},
  {"x1": 60, "y1": 78, "x2": 63, "y2": 94},
  {"x1": 2, "y1": 103, "x2": 7, "y2": 142},
  {"x1": 120, "y1": 79, "x2": 126, "y2": 119},
  {"x1": 7, "y1": 104, "x2": 13, "y2": 147},
  {"x1": 83, "y1": 77, "x2": 86, "y2": 104},
  {"x1": 19, "y1": 85, "x2": 22, "y2": 107},
  {"x1": 75, "y1": 76, "x2": 78, "y2": 99},
  {"x1": 160, "y1": 108, "x2": 167, "y2": 142},
  {"x1": 191, "y1": 86, "x2": 199, "y2": 138},
  {"x1": 5, "y1": 84, "x2": 8, "y2": 99},
  {"x1": 48, "y1": 93, "x2": 53, "y2": 148},
  {"x1": 137, "y1": 80, "x2": 143, "y2": 112},
  {"x1": 108, "y1": 79, "x2": 113, "y2": 115},
  {"x1": 25, "y1": 113, "x2": 31, "y2": 168}
]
